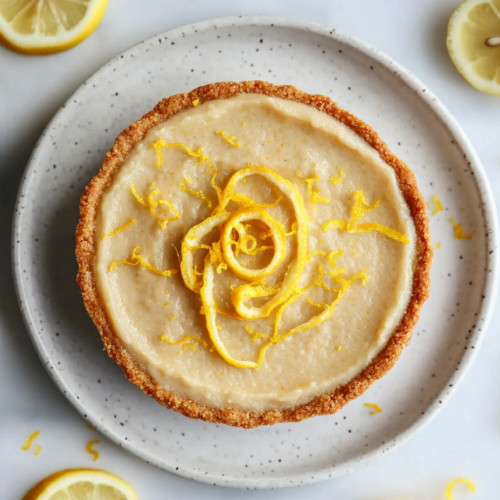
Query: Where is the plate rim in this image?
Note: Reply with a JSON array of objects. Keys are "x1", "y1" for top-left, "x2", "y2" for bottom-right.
[{"x1": 11, "y1": 14, "x2": 500, "y2": 489}]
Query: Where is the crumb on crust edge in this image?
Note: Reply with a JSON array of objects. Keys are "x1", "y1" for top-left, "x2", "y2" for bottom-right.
[{"x1": 75, "y1": 80, "x2": 433, "y2": 429}]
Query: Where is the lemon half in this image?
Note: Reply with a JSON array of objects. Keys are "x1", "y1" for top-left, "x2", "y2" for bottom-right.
[
  {"x1": 22, "y1": 468, "x2": 137, "y2": 500},
  {"x1": 0, "y1": 0, "x2": 108, "y2": 55},
  {"x1": 447, "y1": 0, "x2": 500, "y2": 95}
]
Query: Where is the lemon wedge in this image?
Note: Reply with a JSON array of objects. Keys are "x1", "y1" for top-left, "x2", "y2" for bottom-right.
[
  {"x1": 0, "y1": 0, "x2": 108, "y2": 55},
  {"x1": 447, "y1": 0, "x2": 500, "y2": 95},
  {"x1": 22, "y1": 468, "x2": 137, "y2": 500}
]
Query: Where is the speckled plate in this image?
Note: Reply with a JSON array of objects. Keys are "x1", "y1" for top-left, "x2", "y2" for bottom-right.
[{"x1": 12, "y1": 16, "x2": 498, "y2": 489}]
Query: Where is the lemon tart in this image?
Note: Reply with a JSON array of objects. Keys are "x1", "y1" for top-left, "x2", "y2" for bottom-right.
[{"x1": 76, "y1": 81, "x2": 432, "y2": 428}]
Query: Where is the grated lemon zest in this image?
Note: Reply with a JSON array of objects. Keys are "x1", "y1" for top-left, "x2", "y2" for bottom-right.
[
  {"x1": 160, "y1": 334, "x2": 209, "y2": 355},
  {"x1": 86, "y1": 440, "x2": 100, "y2": 461},
  {"x1": 445, "y1": 478, "x2": 476, "y2": 500},
  {"x1": 329, "y1": 168, "x2": 345, "y2": 185},
  {"x1": 242, "y1": 122, "x2": 246, "y2": 127},
  {"x1": 180, "y1": 182, "x2": 212, "y2": 208},
  {"x1": 21, "y1": 430, "x2": 40, "y2": 451},
  {"x1": 151, "y1": 139, "x2": 213, "y2": 168},
  {"x1": 431, "y1": 195, "x2": 443, "y2": 215},
  {"x1": 192, "y1": 99, "x2": 199, "y2": 107},
  {"x1": 363, "y1": 402, "x2": 382, "y2": 415},
  {"x1": 450, "y1": 218, "x2": 473, "y2": 240},
  {"x1": 300, "y1": 175, "x2": 330, "y2": 204},
  {"x1": 183, "y1": 175, "x2": 193, "y2": 185},
  {"x1": 245, "y1": 325, "x2": 268, "y2": 342},
  {"x1": 130, "y1": 184, "x2": 180, "y2": 230},
  {"x1": 108, "y1": 246, "x2": 178, "y2": 277},
  {"x1": 102, "y1": 219, "x2": 136, "y2": 240},
  {"x1": 216, "y1": 130, "x2": 241, "y2": 147},
  {"x1": 323, "y1": 191, "x2": 409, "y2": 244},
  {"x1": 337, "y1": 345, "x2": 342, "y2": 351},
  {"x1": 33, "y1": 444, "x2": 42, "y2": 456}
]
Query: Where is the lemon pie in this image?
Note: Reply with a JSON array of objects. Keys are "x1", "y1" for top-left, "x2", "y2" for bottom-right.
[{"x1": 76, "y1": 81, "x2": 432, "y2": 428}]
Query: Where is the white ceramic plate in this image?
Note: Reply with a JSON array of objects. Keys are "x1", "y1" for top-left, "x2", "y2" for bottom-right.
[{"x1": 12, "y1": 16, "x2": 498, "y2": 489}]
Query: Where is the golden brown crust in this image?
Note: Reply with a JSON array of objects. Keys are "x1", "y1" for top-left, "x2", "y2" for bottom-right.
[{"x1": 76, "y1": 81, "x2": 433, "y2": 428}]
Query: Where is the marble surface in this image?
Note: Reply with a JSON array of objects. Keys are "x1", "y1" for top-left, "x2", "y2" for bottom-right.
[{"x1": 1, "y1": 0, "x2": 499, "y2": 498}]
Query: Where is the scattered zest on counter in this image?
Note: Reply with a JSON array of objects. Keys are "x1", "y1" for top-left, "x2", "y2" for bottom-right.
[
  {"x1": 21, "y1": 430, "x2": 40, "y2": 452},
  {"x1": 363, "y1": 402, "x2": 382, "y2": 415},
  {"x1": 449, "y1": 218, "x2": 473, "y2": 240},
  {"x1": 86, "y1": 440, "x2": 101, "y2": 461},
  {"x1": 445, "y1": 477, "x2": 476, "y2": 500}
]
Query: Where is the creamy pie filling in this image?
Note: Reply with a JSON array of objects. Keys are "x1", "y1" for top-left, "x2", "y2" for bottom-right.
[{"x1": 94, "y1": 94, "x2": 416, "y2": 412}]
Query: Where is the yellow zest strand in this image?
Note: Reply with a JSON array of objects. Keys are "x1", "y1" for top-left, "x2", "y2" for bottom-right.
[
  {"x1": 33, "y1": 444, "x2": 42, "y2": 456},
  {"x1": 160, "y1": 334, "x2": 209, "y2": 355},
  {"x1": 244, "y1": 325, "x2": 268, "y2": 342},
  {"x1": 216, "y1": 130, "x2": 241, "y2": 147},
  {"x1": 431, "y1": 194, "x2": 443, "y2": 215},
  {"x1": 102, "y1": 219, "x2": 136, "y2": 240},
  {"x1": 329, "y1": 167, "x2": 345, "y2": 185},
  {"x1": 323, "y1": 190, "x2": 409, "y2": 244},
  {"x1": 108, "y1": 246, "x2": 178, "y2": 277},
  {"x1": 337, "y1": 345, "x2": 342, "y2": 351},
  {"x1": 21, "y1": 430, "x2": 40, "y2": 451},
  {"x1": 327, "y1": 250, "x2": 346, "y2": 276},
  {"x1": 180, "y1": 182, "x2": 212, "y2": 208},
  {"x1": 300, "y1": 175, "x2": 330, "y2": 204},
  {"x1": 242, "y1": 122, "x2": 246, "y2": 127},
  {"x1": 86, "y1": 440, "x2": 100, "y2": 461},
  {"x1": 151, "y1": 139, "x2": 213, "y2": 168},
  {"x1": 192, "y1": 99, "x2": 199, "y2": 107},
  {"x1": 363, "y1": 402, "x2": 382, "y2": 415},
  {"x1": 285, "y1": 222, "x2": 298, "y2": 237},
  {"x1": 130, "y1": 185, "x2": 180, "y2": 230},
  {"x1": 436, "y1": 241, "x2": 442, "y2": 249},
  {"x1": 183, "y1": 175, "x2": 193, "y2": 184},
  {"x1": 450, "y1": 218, "x2": 473, "y2": 240},
  {"x1": 445, "y1": 478, "x2": 476, "y2": 500}
]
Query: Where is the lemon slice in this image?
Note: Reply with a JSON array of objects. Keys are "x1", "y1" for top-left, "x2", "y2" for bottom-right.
[
  {"x1": 23, "y1": 468, "x2": 137, "y2": 500},
  {"x1": 0, "y1": 0, "x2": 108, "y2": 55},
  {"x1": 447, "y1": 0, "x2": 500, "y2": 95}
]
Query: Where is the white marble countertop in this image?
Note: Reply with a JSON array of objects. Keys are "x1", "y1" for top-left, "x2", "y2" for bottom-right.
[{"x1": 1, "y1": 0, "x2": 499, "y2": 498}]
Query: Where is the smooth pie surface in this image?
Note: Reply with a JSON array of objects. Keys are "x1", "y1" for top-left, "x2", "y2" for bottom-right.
[{"x1": 94, "y1": 94, "x2": 416, "y2": 412}]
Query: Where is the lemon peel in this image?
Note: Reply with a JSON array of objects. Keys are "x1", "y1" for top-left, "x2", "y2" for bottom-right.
[
  {"x1": 102, "y1": 219, "x2": 136, "y2": 240},
  {"x1": 151, "y1": 140, "x2": 213, "y2": 168},
  {"x1": 450, "y1": 218, "x2": 473, "y2": 239},
  {"x1": 431, "y1": 195, "x2": 444, "y2": 215},
  {"x1": 218, "y1": 166, "x2": 308, "y2": 320},
  {"x1": 363, "y1": 402, "x2": 382, "y2": 415},
  {"x1": 323, "y1": 190, "x2": 409, "y2": 244},
  {"x1": 130, "y1": 185, "x2": 180, "y2": 229},
  {"x1": 329, "y1": 168, "x2": 345, "y2": 185},
  {"x1": 216, "y1": 130, "x2": 241, "y2": 147},
  {"x1": 21, "y1": 430, "x2": 40, "y2": 451},
  {"x1": 445, "y1": 478, "x2": 476, "y2": 500},
  {"x1": 33, "y1": 444, "x2": 42, "y2": 456},
  {"x1": 108, "y1": 246, "x2": 178, "y2": 277},
  {"x1": 221, "y1": 206, "x2": 286, "y2": 281},
  {"x1": 86, "y1": 440, "x2": 100, "y2": 461},
  {"x1": 301, "y1": 175, "x2": 330, "y2": 204}
]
